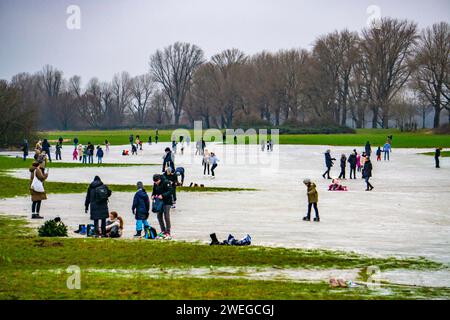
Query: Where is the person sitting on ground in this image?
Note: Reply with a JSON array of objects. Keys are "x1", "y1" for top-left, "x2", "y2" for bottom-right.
[
  {"x1": 328, "y1": 178, "x2": 348, "y2": 191},
  {"x1": 106, "y1": 211, "x2": 124, "y2": 238},
  {"x1": 122, "y1": 149, "x2": 129, "y2": 156},
  {"x1": 132, "y1": 181, "x2": 150, "y2": 238},
  {"x1": 302, "y1": 179, "x2": 320, "y2": 222}
]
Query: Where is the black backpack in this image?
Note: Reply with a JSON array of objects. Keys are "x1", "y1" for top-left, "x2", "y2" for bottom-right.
[{"x1": 94, "y1": 185, "x2": 109, "y2": 203}]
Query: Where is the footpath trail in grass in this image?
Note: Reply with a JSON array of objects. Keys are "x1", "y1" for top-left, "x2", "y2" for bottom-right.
[
  {"x1": 420, "y1": 151, "x2": 450, "y2": 157},
  {"x1": 0, "y1": 156, "x2": 254, "y2": 199},
  {"x1": 0, "y1": 216, "x2": 448, "y2": 300},
  {"x1": 40, "y1": 129, "x2": 450, "y2": 148}
]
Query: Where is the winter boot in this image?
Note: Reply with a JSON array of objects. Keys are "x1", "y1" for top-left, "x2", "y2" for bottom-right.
[
  {"x1": 210, "y1": 233, "x2": 220, "y2": 245},
  {"x1": 134, "y1": 230, "x2": 142, "y2": 238},
  {"x1": 303, "y1": 216, "x2": 310, "y2": 221},
  {"x1": 74, "y1": 224, "x2": 85, "y2": 234},
  {"x1": 314, "y1": 217, "x2": 320, "y2": 222},
  {"x1": 31, "y1": 214, "x2": 44, "y2": 219}
]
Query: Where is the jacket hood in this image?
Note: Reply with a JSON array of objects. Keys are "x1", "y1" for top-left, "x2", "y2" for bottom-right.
[
  {"x1": 90, "y1": 179, "x2": 103, "y2": 188},
  {"x1": 136, "y1": 189, "x2": 148, "y2": 198}
]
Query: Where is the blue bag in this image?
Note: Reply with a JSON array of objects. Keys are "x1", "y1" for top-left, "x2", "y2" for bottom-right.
[{"x1": 151, "y1": 198, "x2": 164, "y2": 213}]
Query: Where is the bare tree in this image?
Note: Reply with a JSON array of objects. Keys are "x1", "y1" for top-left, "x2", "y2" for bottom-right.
[
  {"x1": 129, "y1": 74, "x2": 154, "y2": 125},
  {"x1": 361, "y1": 18, "x2": 418, "y2": 128},
  {"x1": 110, "y1": 71, "x2": 132, "y2": 127},
  {"x1": 150, "y1": 42, "x2": 204, "y2": 125},
  {"x1": 412, "y1": 22, "x2": 450, "y2": 127}
]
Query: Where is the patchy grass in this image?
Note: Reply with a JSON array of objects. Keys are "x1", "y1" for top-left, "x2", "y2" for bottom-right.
[
  {"x1": 0, "y1": 156, "x2": 255, "y2": 199},
  {"x1": 420, "y1": 151, "x2": 450, "y2": 157},
  {"x1": 0, "y1": 215, "x2": 448, "y2": 300},
  {"x1": 40, "y1": 129, "x2": 450, "y2": 148},
  {"x1": 1, "y1": 270, "x2": 450, "y2": 300}
]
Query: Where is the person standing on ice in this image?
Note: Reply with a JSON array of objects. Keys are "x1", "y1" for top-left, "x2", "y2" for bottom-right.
[
  {"x1": 348, "y1": 150, "x2": 357, "y2": 179},
  {"x1": 209, "y1": 152, "x2": 219, "y2": 178},
  {"x1": 302, "y1": 179, "x2": 320, "y2": 222},
  {"x1": 322, "y1": 149, "x2": 335, "y2": 180},
  {"x1": 435, "y1": 148, "x2": 442, "y2": 168}
]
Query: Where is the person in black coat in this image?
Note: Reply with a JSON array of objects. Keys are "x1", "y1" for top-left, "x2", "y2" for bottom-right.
[
  {"x1": 152, "y1": 174, "x2": 173, "y2": 238},
  {"x1": 163, "y1": 168, "x2": 178, "y2": 208},
  {"x1": 365, "y1": 141, "x2": 372, "y2": 157},
  {"x1": 322, "y1": 150, "x2": 336, "y2": 179},
  {"x1": 338, "y1": 154, "x2": 347, "y2": 179},
  {"x1": 132, "y1": 181, "x2": 150, "y2": 237},
  {"x1": 348, "y1": 150, "x2": 357, "y2": 179},
  {"x1": 22, "y1": 139, "x2": 29, "y2": 161},
  {"x1": 162, "y1": 148, "x2": 175, "y2": 172},
  {"x1": 85, "y1": 176, "x2": 112, "y2": 236},
  {"x1": 42, "y1": 139, "x2": 52, "y2": 162},
  {"x1": 362, "y1": 158, "x2": 374, "y2": 191},
  {"x1": 435, "y1": 148, "x2": 442, "y2": 168}
]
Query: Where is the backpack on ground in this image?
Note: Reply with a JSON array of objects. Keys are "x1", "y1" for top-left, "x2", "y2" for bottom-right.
[
  {"x1": 94, "y1": 184, "x2": 109, "y2": 202},
  {"x1": 144, "y1": 226, "x2": 157, "y2": 239}
]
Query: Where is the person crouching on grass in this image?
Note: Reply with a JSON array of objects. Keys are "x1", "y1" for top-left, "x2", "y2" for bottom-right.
[
  {"x1": 302, "y1": 179, "x2": 320, "y2": 222},
  {"x1": 132, "y1": 181, "x2": 150, "y2": 238},
  {"x1": 106, "y1": 211, "x2": 124, "y2": 238}
]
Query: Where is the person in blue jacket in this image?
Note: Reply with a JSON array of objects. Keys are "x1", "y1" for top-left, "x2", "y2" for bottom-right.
[{"x1": 132, "y1": 181, "x2": 150, "y2": 238}]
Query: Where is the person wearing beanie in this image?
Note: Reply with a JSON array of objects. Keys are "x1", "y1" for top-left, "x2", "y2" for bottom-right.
[
  {"x1": 132, "y1": 181, "x2": 150, "y2": 238},
  {"x1": 302, "y1": 179, "x2": 320, "y2": 222},
  {"x1": 162, "y1": 147, "x2": 175, "y2": 173}
]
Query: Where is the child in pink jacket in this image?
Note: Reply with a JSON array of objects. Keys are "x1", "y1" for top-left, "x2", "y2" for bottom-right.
[{"x1": 72, "y1": 148, "x2": 78, "y2": 161}]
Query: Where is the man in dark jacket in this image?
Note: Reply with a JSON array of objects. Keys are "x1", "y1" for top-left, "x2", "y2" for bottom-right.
[
  {"x1": 85, "y1": 176, "x2": 112, "y2": 237},
  {"x1": 322, "y1": 150, "x2": 336, "y2": 179},
  {"x1": 22, "y1": 139, "x2": 29, "y2": 161},
  {"x1": 365, "y1": 141, "x2": 372, "y2": 157},
  {"x1": 162, "y1": 148, "x2": 175, "y2": 173},
  {"x1": 435, "y1": 148, "x2": 442, "y2": 168},
  {"x1": 362, "y1": 158, "x2": 374, "y2": 191},
  {"x1": 42, "y1": 139, "x2": 52, "y2": 162},
  {"x1": 163, "y1": 168, "x2": 178, "y2": 208},
  {"x1": 348, "y1": 151, "x2": 357, "y2": 179},
  {"x1": 132, "y1": 181, "x2": 150, "y2": 237},
  {"x1": 152, "y1": 174, "x2": 173, "y2": 239},
  {"x1": 87, "y1": 142, "x2": 95, "y2": 164},
  {"x1": 338, "y1": 154, "x2": 347, "y2": 179}
]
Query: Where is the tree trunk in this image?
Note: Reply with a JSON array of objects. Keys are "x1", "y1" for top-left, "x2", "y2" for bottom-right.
[
  {"x1": 433, "y1": 106, "x2": 441, "y2": 128},
  {"x1": 371, "y1": 106, "x2": 378, "y2": 129}
]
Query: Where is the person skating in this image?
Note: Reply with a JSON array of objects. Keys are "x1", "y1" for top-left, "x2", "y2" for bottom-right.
[
  {"x1": 132, "y1": 182, "x2": 150, "y2": 238},
  {"x1": 162, "y1": 147, "x2": 175, "y2": 172},
  {"x1": 356, "y1": 152, "x2": 362, "y2": 173},
  {"x1": 42, "y1": 139, "x2": 52, "y2": 162},
  {"x1": 29, "y1": 159, "x2": 48, "y2": 219},
  {"x1": 338, "y1": 154, "x2": 347, "y2": 179},
  {"x1": 322, "y1": 149, "x2": 336, "y2": 179},
  {"x1": 148, "y1": 136, "x2": 152, "y2": 145},
  {"x1": 210, "y1": 152, "x2": 219, "y2": 178},
  {"x1": 163, "y1": 168, "x2": 178, "y2": 209},
  {"x1": 96, "y1": 146, "x2": 104, "y2": 164},
  {"x1": 365, "y1": 141, "x2": 372, "y2": 158},
  {"x1": 72, "y1": 147, "x2": 78, "y2": 161},
  {"x1": 77, "y1": 143, "x2": 83, "y2": 162},
  {"x1": 55, "y1": 142, "x2": 62, "y2": 160},
  {"x1": 85, "y1": 176, "x2": 112, "y2": 237},
  {"x1": 152, "y1": 174, "x2": 173, "y2": 239},
  {"x1": 302, "y1": 179, "x2": 320, "y2": 222},
  {"x1": 383, "y1": 141, "x2": 391, "y2": 161},
  {"x1": 435, "y1": 148, "x2": 442, "y2": 168},
  {"x1": 376, "y1": 146, "x2": 382, "y2": 162},
  {"x1": 22, "y1": 139, "x2": 29, "y2": 161},
  {"x1": 87, "y1": 142, "x2": 94, "y2": 164},
  {"x1": 202, "y1": 148, "x2": 211, "y2": 175},
  {"x1": 129, "y1": 134, "x2": 134, "y2": 146},
  {"x1": 348, "y1": 150, "x2": 357, "y2": 179},
  {"x1": 362, "y1": 157, "x2": 374, "y2": 191},
  {"x1": 105, "y1": 139, "x2": 110, "y2": 152}
]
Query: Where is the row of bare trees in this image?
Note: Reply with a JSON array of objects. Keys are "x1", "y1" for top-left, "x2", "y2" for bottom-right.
[{"x1": 1, "y1": 18, "x2": 449, "y2": 132}]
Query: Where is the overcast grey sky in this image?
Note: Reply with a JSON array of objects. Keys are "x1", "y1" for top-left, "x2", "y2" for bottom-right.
[{"x1": 0, "y1": 0, "x2": 449, "y2": 83}]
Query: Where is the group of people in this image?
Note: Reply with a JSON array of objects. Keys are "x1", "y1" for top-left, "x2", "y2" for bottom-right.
[{"x1": 74, "y1": 141, "x2": 106, "y2": 164}]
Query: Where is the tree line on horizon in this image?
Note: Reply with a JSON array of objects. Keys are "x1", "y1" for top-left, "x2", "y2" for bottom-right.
[{"x1": 0, "y1": 18, "x2": 449, "y2": 146}]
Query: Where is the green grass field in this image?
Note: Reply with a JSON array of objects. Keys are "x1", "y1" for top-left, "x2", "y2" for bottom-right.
[
  {"x1": 0, "y1": 215, "x2": 448, "y2": 300},
  {"x1": 0, "y1": 156, "x2": 254, "y2": 199},
  {"x1": 39, "y1": 129, "x2": 450, "y2": 148}
]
